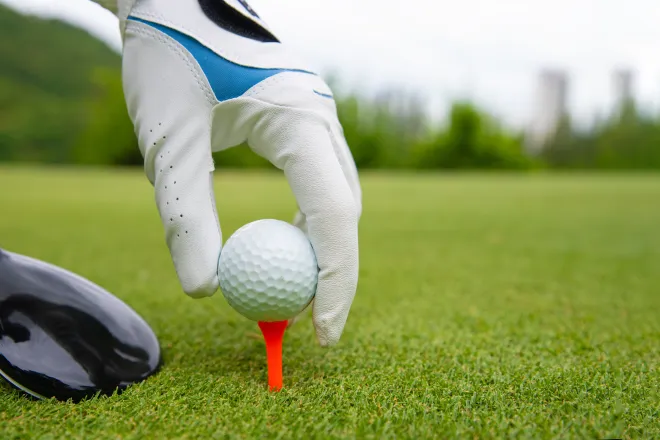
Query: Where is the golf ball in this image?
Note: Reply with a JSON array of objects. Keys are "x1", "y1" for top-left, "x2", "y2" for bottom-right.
[{"x1": 218, "y1": 219, "x2": 318, "y2": 322}]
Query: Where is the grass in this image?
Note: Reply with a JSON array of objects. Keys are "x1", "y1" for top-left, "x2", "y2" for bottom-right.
[{"x1": 0, "y1": 166, "x2": 659, "y2": 439}]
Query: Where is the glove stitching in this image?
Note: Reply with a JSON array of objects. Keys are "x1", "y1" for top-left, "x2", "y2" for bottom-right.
[
  {"x1": 129, "y1": 24, "x2": 217, "y2": 106},
  {"x1": 243, "y1": 74, "x2": 287, "y2": 99},
  {"x1": 132, "y1": 9, "x2": 255, "y2": 68},
  {"x1": 242, "y1": 96, "x2": 333, "y2": 134},
  {"x1": 242, "y1": 74, "x2": 337, "y2": 114}
]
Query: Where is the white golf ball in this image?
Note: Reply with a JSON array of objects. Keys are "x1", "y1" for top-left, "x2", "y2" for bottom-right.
[{"x1": 218, "y1": 219, "x2": 318, "y2": 322}]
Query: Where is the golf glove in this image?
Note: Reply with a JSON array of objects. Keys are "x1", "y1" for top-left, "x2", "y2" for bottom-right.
[{"x1": 113, "y1": 0, "x2": 362, "y2": 346}]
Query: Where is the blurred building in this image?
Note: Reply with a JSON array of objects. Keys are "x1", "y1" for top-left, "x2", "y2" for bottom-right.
[
  {"x1": 612, "y1": 68, "x2": 635, "y2": 114},
  {"x1": 526, "y1": 69, "x2": 569, "y2": 154}
]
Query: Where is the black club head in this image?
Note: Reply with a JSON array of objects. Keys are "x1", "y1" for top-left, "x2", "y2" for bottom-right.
[{"x1": 0, "y1": 249, "x2": 162, "y2": 402}]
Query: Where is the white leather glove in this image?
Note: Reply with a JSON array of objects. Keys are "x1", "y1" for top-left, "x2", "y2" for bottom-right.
[{"x1": 116, "y1": 0, "x2": 362, "y2": 346}]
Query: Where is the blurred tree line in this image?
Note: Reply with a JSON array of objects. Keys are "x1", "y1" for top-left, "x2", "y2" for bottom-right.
[
  {"x1": 1, "y1": 5, "x2": 658, "y2": 171},
  {"x1": 540, "y1": 100, "x2": 660, "y2": 169}
]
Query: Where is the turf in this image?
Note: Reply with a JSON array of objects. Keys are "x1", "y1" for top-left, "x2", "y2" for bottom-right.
[{"x1": 0, "y1": 167, "x2": 658, "y2": 439}]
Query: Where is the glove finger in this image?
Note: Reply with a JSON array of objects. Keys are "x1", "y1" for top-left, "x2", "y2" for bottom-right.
[
  {"x1": 248, "y1": 108, "x2": 359, "y2": 346},
  {"x1": 123, "y1": 19, "x2": 222, "y2": 298},
  {"x1": 292, "y1": 112, "x2": 362, "y2": 226},
  {"x1": 289, "y1": 125, "x2": 361, "y2": 328}
]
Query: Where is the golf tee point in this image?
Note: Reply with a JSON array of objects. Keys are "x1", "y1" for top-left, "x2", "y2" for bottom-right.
[{"x1": 258, "y1": 320, "x2": 288, "y2": 391}]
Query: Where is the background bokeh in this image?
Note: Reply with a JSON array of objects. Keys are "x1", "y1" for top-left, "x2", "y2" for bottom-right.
[{"x1": 1, "y1": 1, "x2": 658, "y2": 171}]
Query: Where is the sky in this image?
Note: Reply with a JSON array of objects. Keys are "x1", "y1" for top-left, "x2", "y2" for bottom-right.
[{"x1": 2, "y1": 0, "x2": 659, "y2": 128}]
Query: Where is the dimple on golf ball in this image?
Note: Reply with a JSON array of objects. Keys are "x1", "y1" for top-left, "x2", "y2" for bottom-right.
[{"x1": 217, "y1": 219, "x2": 318, "y2": 322}]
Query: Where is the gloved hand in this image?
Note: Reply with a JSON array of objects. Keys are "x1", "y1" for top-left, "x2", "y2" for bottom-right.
[{"x1": 116, "y1": 0, "x2": 362, "y2": 346}]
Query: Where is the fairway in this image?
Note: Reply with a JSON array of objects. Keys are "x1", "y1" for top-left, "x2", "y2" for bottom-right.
[{"x1": 1, "y1": 167, "x2": 659, "y2": 438}]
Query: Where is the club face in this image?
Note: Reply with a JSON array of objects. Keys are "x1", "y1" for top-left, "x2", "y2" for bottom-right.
[{"x1": 0, "y1": 249, "x2": 162, "y2": 402}]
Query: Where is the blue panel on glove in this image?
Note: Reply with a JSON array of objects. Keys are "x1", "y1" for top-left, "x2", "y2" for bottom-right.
[{"x1": 128, "y1": 17, "x2": 315, "y2": 102}]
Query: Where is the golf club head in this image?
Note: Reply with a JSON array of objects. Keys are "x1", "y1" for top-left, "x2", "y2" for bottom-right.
[{"x1": 0, "y1": 249, "x2": 162, "y2": 402}]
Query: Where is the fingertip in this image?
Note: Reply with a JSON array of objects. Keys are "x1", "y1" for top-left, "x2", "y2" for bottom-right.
[
  {"x1": 184, "y1": 289, "x2": 217, "y2": 299},
  {"x1": 313, "y1": 316, "x2": 344, "y2": 347},
  {"x1": 182, "y1": 276, "x2": 219, "y2": 299},
  {"x1": 316, "y1": 333, "x2": 340, "y2": 348}
]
